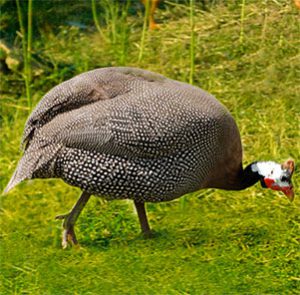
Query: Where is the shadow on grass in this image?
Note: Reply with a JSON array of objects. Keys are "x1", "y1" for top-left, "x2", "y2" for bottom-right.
[{"x1": 77, "y1": 224, "x2": 213, "y2": 253}]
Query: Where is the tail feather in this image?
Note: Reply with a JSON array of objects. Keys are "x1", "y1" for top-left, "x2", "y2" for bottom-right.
[
  {"x1": 3, "y1": 168, "x2": 27, "y2": 194},
  {"x1": 3, "y1": 142, "x2": 62, "y2": 194},
  {"x1": 3, "y1": 152, "x2": 38, "y2": 194}
]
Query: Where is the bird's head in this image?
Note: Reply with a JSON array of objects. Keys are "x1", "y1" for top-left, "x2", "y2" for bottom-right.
[{"x1": 251, "y1": 159, "x2": 295, "y2": 201}]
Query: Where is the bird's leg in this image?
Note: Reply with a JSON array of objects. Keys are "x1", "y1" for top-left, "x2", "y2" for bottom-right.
[
  {"x1": 55, "y1": 191, "x2": 91, "y2": 249},
  {"x1": 134, "y1": 200, "x2": 152, "y2": 237}
]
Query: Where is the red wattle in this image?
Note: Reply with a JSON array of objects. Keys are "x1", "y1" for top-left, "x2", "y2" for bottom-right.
[{"x1": 264, "y1": 178, "x2": 275, "y2": 188}]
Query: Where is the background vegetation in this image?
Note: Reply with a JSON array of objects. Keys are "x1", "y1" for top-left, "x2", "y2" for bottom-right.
[{"x1": 1, "y1": 0, "x2": 299, "y2": 294}]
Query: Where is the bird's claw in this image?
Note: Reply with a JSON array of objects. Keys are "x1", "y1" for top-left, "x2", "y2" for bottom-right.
[
  {"x1": 55, "y1": 212, "x2": 79, "y2": 249},
  {"x1": 62, "y1": 227, "x2": 79, "y2": 249},
  {"x1": 55, "y1": 213, "x2": 70, "y2": 220}
]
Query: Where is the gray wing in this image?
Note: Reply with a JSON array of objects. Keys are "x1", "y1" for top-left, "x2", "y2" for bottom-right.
[
  {"x1": 27, "y1": 66, "x2": 223, "y2": 159},
  {"x1": 22, "y1": 67, "x2": 167, "y2": 149},
  {"x1": 37, "y1": 90, "x2": 207, "y2": 159},
  {"x1": 22, "y1": 73, "x2": 108, "y2": 148}
]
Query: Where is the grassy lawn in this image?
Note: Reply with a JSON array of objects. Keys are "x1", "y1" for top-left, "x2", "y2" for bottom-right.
[{"x1": 1, "y1": 1, "x2": 299, "y2": 294}]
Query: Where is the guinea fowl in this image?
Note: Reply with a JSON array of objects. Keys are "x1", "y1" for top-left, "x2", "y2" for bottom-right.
[{"x1": 4, "y1": 67, "x2": 295, "y2": 248}]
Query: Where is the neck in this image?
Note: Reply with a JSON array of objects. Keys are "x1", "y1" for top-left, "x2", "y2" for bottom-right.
[
  {"x1": 236, "y1": 162, "x2": 262, "y2": 190},
  {"x1": 204, "y1": 161, "x2": 263, "y2": 190}
]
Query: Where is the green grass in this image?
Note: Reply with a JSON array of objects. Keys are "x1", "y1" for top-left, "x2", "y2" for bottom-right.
[{"x1": 1, "y1": 1, "x2": 300, "y2": 294}]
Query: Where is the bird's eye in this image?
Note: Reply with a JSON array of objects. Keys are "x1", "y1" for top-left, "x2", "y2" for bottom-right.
[{"x1": 281, "y1": 176, "x2": 288, "y2": 182}]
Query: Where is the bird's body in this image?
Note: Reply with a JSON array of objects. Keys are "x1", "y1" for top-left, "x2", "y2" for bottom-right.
[
  {"x1": 8, "y1": 67, "x2": 242, "y2": 201},
  {"x1": 5, "y1": 67, "x2": 294, "y2": 248}
]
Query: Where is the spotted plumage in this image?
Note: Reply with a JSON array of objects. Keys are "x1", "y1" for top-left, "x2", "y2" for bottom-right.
[
  {"x1": 6, "y1": 67, "x2": 237, "y2": 199},
  {"x1": 5, "y1": 67, "x2": 294, "y2": 248}
]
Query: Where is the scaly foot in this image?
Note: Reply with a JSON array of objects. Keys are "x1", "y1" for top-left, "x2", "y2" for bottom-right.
[{"x1": 55, "y1": 213, "x2": 79, "y2": 249}]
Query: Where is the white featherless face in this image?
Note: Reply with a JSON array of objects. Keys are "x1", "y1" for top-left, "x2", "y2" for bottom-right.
[
  {"x1": 252, "y1": 161, "x2": 287, "y2": 184},
  {"x1": 251, "y1": 160, "x2": 295, "y2": 201}
]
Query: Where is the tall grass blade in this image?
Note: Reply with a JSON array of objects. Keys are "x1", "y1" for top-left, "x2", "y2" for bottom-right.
[
  {"x1": 27, "y1": 0, "x2": 32, "y2": 110},
  {"x1": 16, "y1": 0, "x2": 32, "y2": 112},
  {"x1": 189, "y1": 0, "x2": 195, "y2": 85},
  {"x1": 91, "y1": 0, "x2": 106, "y2": 41},
  {"x1": 261, "y1": 0, "x2": 268, "y2": 43},
  {"x1": 239, "y1": 0, "x2": 246, "y2": 46},
  {"x1": 119, "y1": 0, "x2": 131, "y2": 65},
  {"x1": 138, "y1": 0, "x2": 150, "y2": 62}
]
